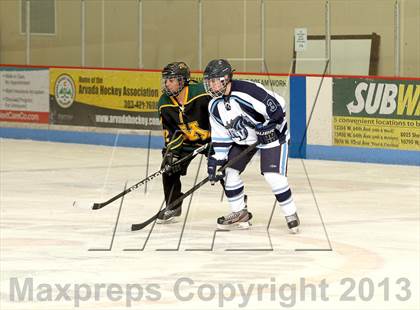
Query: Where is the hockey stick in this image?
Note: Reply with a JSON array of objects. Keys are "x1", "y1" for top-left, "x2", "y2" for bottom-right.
[
  {"x1": 73, "y1": 143, "x2": 209, "y2": 210},
  {"x1": 131, "y1": 142, "x2": 258, "y2": 231}
]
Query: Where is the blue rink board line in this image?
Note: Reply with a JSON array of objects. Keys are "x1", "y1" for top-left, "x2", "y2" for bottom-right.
[
  {"x1": 0, "y1": 127, "x2": 418, "y2": 166},
  {"x1": 306, "y1": 145, "x2": 419, "y2": 166},
  {"x1": 289, "y1": 76, "x2": 306, "y2": 159},
  {"x1": 0, "y1": 127, "x2": 164, "y2": 149}
]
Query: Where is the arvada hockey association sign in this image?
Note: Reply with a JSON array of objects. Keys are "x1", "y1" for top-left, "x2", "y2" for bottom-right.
[{"x1": 49, "y1": 68, "x2": 161, "y2": 129}]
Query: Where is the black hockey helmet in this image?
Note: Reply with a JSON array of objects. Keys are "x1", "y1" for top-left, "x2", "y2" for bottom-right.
[
  {"x1": 161, "y1": 61, "x2": 190, "y2": 97},
  {"x1": 203, "y1": 59, "x2": 233, "y2": 98},
  {"x1": 203, "y1": 59, "x2": 233, "y2": 80}
]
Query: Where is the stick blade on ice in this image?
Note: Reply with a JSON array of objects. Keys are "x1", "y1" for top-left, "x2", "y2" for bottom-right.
[{"x1": 92, "y1": 202, "x2": 106, "y2": 210}]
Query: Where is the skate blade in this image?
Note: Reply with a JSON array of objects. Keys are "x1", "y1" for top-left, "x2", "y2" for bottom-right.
[
  {"x1": 156, "y1": 216, "x2": 180, "y2": 224},
  {"x1": 289, "y1": 226, "x2": 300, "y2": 234},
  {"x1": 217, "y1": 221, "x2": 252, "y2": 230}
]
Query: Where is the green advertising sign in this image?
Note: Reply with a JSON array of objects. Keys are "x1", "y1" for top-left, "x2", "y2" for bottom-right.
[
  {"x1": 333, "y1": 78, "x2": 419, "y2": 120},
  {"x1": 333, "y1": 77, "x2": 420, "y2": 151}
]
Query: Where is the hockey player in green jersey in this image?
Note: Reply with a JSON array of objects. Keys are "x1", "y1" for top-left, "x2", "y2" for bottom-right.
[{"x1": 157, "y1": 61, "x2": 212, "y2": 223}]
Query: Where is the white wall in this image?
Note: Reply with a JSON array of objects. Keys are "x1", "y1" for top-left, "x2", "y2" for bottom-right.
[{"x1": 306, "y1": 76, "x2": 333, "y2": 146}]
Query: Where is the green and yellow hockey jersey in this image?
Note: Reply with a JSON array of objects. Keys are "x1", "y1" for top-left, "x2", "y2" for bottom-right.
[{"x1": 158, "y1": 83, "x2": 211, "y2": 153}]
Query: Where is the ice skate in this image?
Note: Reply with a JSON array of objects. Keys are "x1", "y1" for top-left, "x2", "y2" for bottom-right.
[
  {"x1": 285, "y1": 212, "x2": 300, "y2": 234},
  {"x1": 156, "y1": 206, "x2": 182, "y2": 224},
  {"x1": 217, "y1": 209, "x2": 253, "y2": 230}
]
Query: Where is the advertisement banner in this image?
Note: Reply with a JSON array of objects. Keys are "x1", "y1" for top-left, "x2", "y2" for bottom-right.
[
  {"x1": 333, "y1": 77, "x2": 420, "y2": 151},
  {"x1": 50, "y1": 69, "x2": 289, "y2": 131},
  {"x1": 0, "y1": 68, "x2": 49, "y2": 123},
  {"x1": 239, "y1": 73, "x2": 289, "y2": 102},
  {"x1": 49, "y1": 69, "x2": 161, "y2": 130},
  {"x1": 192, "y1": 72, "x2": 289, "y2": 102}
]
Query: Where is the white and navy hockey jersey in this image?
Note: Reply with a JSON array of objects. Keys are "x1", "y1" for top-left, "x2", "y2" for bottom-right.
[{"x1": 209, "y1": 80, "x2": 289, "y2": 161}]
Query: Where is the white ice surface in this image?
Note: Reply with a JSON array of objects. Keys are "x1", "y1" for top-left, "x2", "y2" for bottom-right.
[{"x1": 0, "y1": 139, "x2": 419, "y2": 310}]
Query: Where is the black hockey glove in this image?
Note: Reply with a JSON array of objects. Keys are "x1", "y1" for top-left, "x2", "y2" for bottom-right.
[
  {"x1": 207, "y1": 157, "x2": 226, "y2": 185},
  {"x1": 255, "y1": 122, "x2": 279, "y2": 145},
  {"x1": 161, "y1": 150, "x2": 183, "y2": 175}
]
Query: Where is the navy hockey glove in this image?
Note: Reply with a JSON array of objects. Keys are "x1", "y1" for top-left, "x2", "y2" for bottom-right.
[
  {"x1": 255, "y1": 122, "x2": 279, "y2": 145},
  {"x1": 161, "y1": 150, "x2": 183, "y2": 175},
  {"x1": 207, "y1": 157, "x2": 226, "y2": 185}
]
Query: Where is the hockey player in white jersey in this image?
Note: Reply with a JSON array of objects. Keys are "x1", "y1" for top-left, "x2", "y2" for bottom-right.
[{"x1": 203, "y1": 59, "x2": 300, "y2": 233}]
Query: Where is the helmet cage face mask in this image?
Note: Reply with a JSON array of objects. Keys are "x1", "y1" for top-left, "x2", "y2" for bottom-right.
[
  {"x1": 161, "y1": 62, "x2": 190, "y2": 97},
  {"x1": 203, "y1": 59, "x2": 233, "y2": 98},
  {"x1": 161, "y1": 75, "x2": 185, "y2": 97},
  {"x1": 203, "y1": 76, "x2": 230, "y2": 98}
]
